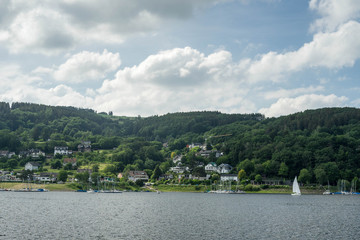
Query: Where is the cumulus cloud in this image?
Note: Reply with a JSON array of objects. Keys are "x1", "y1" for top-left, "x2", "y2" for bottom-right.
[
  {"x1": 309, "y1": 0, "x2": 360, "y2": 32},
  {"x1": 2, "y1": 7, "x2": 75, "y2": 55},
  {"x1": 53, "y1": 49, "x2": 121, "y2": 84},
  {"x1": 0, "y1": 0, "x2": 219, "y2": 55},
  {"x1": 259, "y1": 94, "x2": 348, "y2": 117},
  {"x1": 246, "y1": 21, "x2": 360, "y2": 82},
  {"x1": 95, "y1": 47, "x2": 253, "y2": 116}
]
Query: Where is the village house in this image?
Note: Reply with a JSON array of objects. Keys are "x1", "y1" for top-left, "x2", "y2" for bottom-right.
[
  {"x1": 189, "y1": 174, "x2": 209, "y2": 181},
  {"x1": 218, "y1": 163, "x2": 233, "y2": 174},
  {"x1": 170, "y1": 166, "x2": 188, "y2": 174},
  {"x1": 198, "y1": 150, "x2": 223, "y2": 158},
  {"x1": 77, "y1": 141, "x2": 91, "y2": 152},
  {"x1": 205, "y1": 162, "x2": 218, "y2": 172},
  {"x1": 0, "y1": 150, "x2": 15, "y2": 158},
  {"x1": 54, "y1": 146, "x2": 72, "y2": 155},
  {"x1": 35, "y1": 172, "x2": 58, "y2": 182},
  {"x1": 63, "y1": 158, "x2": 77, "y2": 166},
  {"x1": 127, "y1": 171, "x2": 149, "y2": 182},
  {"x1": 172, "y1": 155, "x2": 182, "y2": 164},
  {"x1": 25, "y1": 162, "x2": 41, "y2": 171},
  {"x1": 0, "y1": 172, "x2": 19, "y2": 182},
  {"x1": 19, "y1": 149, "x2": 45, "y2": 158},
  {"x1": 205, "y1": 162, "x2": 233, "y2": 174},
  {"x1": 220, "y1": 174, "x2": 238, "y2": 182},
  {"x1": 159, "y1": 174, "x2": 174, "y2": 180}
]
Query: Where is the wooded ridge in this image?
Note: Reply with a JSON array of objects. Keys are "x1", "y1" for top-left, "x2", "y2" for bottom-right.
[{"x1": 0, "y1": 102, "x2": 359, "y2": 185}]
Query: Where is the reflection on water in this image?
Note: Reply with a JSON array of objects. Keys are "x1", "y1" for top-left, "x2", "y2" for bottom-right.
[{"x1": 0, "y1": 192, "x2": 359, "y2": 239}]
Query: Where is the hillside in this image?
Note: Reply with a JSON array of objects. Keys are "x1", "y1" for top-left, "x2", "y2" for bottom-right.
[{"x1": 0, "y1": 102, "x2": 359, "y2": 184}]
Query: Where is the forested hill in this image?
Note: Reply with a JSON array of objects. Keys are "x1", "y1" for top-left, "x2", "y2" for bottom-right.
[
  {"x1": 128, "y1": 111, "x2": 264, "y2": 140},
  {"x1": 0, "y1": 102, "x2": 263, "y2": 151},
  {"x1": 0, "y1": 102, "x2": 359, "y2": 183},
  {"x1": 206, "y1": 107, "x2": 360, "y2": 183}
]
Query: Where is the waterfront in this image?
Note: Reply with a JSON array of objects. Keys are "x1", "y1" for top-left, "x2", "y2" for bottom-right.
[{"x1": 0, "y1": 192, "x2": 359, "y2": 239}]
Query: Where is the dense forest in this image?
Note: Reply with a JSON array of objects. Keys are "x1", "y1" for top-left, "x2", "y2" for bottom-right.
[{"x1": 0, "y1": 102, "x2": 359, "y2": 185}]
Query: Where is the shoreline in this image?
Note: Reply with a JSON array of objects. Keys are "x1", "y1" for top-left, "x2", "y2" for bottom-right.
[{"x1": 1, "y1": 182, "x2": 326, "y2": 194}]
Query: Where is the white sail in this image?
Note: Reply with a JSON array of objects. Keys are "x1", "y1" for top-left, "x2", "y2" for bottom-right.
[{"x1": 292, "y1": 176, "x2": 301, "y2": 196}]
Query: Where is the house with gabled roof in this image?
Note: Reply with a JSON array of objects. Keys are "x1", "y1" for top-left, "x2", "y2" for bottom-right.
[
  {"x1": 0, "y1": 150, "x2": 15, "y2": 158},
  {"x1": 77, "y1": 141, "x2": 91, "y2": 152},
  {"x1": 127, "y1": 171, "x2": 149, "y2": 182},
  {"x1": 63, "y1": 158, "x2": 77, "y2": 166},
  {"x1": 25, "y1": 162, "x2": 41, "y2": 171},
  {"x1": 205, "y1": 162, "x2": 218, "y2": 172},
  {"x1": 218, "y1": 163, "x2": 233, "y2": 174},
  {"x1": 54, "y1": 146, "x2": 72, "y2": 155}
]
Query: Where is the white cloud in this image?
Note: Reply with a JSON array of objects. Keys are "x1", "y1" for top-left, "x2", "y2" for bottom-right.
[
  {"x1": 246, "y1": 21, "x2": 360, "y2": 82},
  {"x1": 4, "y1": 7, "x2": 75, "y2": 55},
  {"x1": 309, "y1": 0, "x2": 360, "y2": 32},
  {"x1": 95, "y1": 47, "x2": 253, "y2": 116},
  {"x1": 263, "y1": 86, "x2": 324, "y2": 100},
  {"x1": 259, "y1": 94, "x2": 348, "y2": 117},
  {"x1": 53, "y1": 49, "x2": 121, "y2": 84},
  {"x1": 0, "y1": 0, "x2": 220, "y2": 55}
]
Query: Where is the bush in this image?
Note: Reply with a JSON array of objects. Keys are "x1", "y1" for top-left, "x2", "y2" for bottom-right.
[
  {"x1": 260, "y1": 184, "x2": 269, "y2": 189},
  {"x1": 244, "y1": 184, "x2": 253, "y2": 191}
]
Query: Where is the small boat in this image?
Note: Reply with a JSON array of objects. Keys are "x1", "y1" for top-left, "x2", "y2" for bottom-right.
[
  {"x1": 87, "y1": 189, "x2": 97, "y2": 194},
  {"x1": 323, "y1": 182, "x2": 332, "y2": 195},
  {"x1": 323, "y1": 189, "x2": 332, "y2": 195},
  {"x1": 291, "y1": 176, "x2": 301, "y2": 196}
]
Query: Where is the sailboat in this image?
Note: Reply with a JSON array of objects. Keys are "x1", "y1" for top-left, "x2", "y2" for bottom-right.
[{"x1": 291, "y1": 176, "x2": 301, "y2": 196}]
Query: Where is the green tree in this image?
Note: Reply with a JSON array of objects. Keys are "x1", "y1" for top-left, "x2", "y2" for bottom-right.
[
  {"x1": 92, "y1": 164, "x2": 99, "y2": 173},
  {"x1": 192, "y1": 166, "x2": 206, "y2": 177},
  {"x1": 238, "y1": 169, "x2": 247, "y2": 181},
  {"x1": 51, "y1": 160, "x2": 62, "y2": 169},
  {"x1": 314, "y1": 167, "x2": 327, "y2": 185},
  {"x1": 278, "y1": 162, "x2": 289, "y2": 178},
  {"x1": 75, "y1": 171, "x2": 90, "y2": 184},
  {"x1": 159, "y1": 161, "x2": 170, "y2": 173},
  {"x1": 58, "y1": 170, "x2": 68, "y2": 182},
  {"x1": 298, "y1": 168, "x2": 312, "y2": 184},
  {"x1": 64, "y1": 163, "x2": 73, "y2": 170},
  {"x1": 255, "y1": 174, "x2": 262, "y2": 184},
  {"x1": 238, "y1": 159, "x2": 254, "y2": 175},
  {"x1": 151, "y1": 165, "x2": 162, "y2": 180},
  {"x1": 104, "y1": 164, "x2": 118, "y2": 175}
]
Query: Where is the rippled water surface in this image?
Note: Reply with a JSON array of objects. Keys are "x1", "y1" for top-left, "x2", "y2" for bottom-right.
[{"x1": 0, "y1": 192, "x2": 359, "y2": 239}]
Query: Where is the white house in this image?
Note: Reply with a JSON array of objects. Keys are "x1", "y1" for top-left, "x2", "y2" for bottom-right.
[
  {"x1": 128, "y1": 171, "x2": 149, "y2": 182},
  {"x1": 170, "y1": 166, "x2": 187, "y2": 174},
  {"x1": 28, "y1": 149, "x2": 45, "y2": 158},
  {"x1": 0, "y1": 151, "x2": 15, "y2": 158},
  {"x1": 205, "y1": 162, "x2": 218, "y2": 172},
  {"x1": 173, "y1": 155, "x2": 182, "y2": 164},
  {"x1": 188, "y1": 143, "x2": 204, "y2": 150},
  {"x1": 220, "y1": 174, "x2": 238, "y2": 182},
  {"x1": 35, "y1": 172, "x2": 57, "y2": 182},
  {"x1": 25, "y1": 162, "x2": 41, "y2": 171},
  {"x1": 19, "y1": 149, "x2": 45, "y2": 158},
  {"x1": 218, "y1": 163, "x2": 233, "y2": 174},
  {"x1": 54, "y1": 146, "x2": 72, "y2": 155}
]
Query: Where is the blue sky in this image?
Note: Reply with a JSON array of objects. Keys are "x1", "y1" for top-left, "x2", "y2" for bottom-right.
[{"x1": 0, "y1": 0, "x2": 359, "y2": 117}]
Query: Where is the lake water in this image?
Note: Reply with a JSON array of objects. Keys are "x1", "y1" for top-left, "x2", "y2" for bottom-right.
[{"x1": 0, "y1": 192, "x2": 359, "y2": 240}]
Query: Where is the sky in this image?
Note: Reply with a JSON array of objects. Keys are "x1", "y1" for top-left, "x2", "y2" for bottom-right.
[{"x1": 0, "y1": 0, "x2": 360, "y2": 117}]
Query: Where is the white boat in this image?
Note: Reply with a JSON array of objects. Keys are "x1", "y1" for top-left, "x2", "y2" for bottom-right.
[
  {"x1": 323, "y1": 181, "x2": 332, "y2": 195},
  {"x1": 291, "y1": 176, "x2": 301, "y2": 196},
  {"x1": 87, "y1": 189, "x2": 97, "y2": 194}
]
